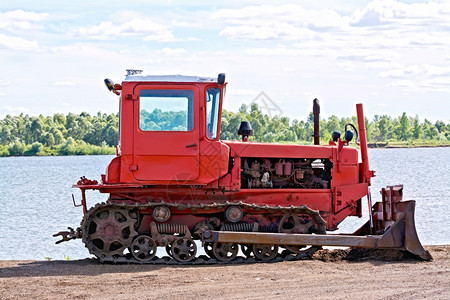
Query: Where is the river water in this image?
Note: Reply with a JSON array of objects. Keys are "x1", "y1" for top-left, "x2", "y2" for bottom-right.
[{"x1": 0, "y1": 148, "x2": 449, "y2": 260}]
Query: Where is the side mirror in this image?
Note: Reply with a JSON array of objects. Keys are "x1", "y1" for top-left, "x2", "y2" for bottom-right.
[{"x1": 104, "y1": 78, "x2": 115, "y2": 91}]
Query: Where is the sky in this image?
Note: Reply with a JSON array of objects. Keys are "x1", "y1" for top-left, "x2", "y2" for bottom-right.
[{"x1": 1, "y1": 0, "x2": 449, "y2": 123}]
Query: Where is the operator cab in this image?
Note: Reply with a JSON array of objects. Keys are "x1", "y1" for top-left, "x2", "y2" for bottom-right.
[{"x1": 104, "y1": 71, "x2": 230, "y2": 185}]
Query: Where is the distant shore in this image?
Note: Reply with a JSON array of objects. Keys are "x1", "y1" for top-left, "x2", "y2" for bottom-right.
[
  {"x1": 1, "y1": 142, "x2": 449, "y2": 158},
  {"x1": 367, "y1": 142, "x2": 450, "y2": 148}
]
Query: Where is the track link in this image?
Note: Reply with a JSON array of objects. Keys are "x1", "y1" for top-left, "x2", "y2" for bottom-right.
[{"x1": 81, "y1": 201, "x2": 325, "y2": 265}]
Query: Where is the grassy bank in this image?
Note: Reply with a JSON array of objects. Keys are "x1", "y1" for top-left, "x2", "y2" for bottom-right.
[
  {"x1": 0, "y1": 138, "x2": 116, "y2": 157},
  {"x1": 2, "y1": 140, "x2": 448, "y2": 157},
  {"x1": 367, "y1": 141, "x2": 450, "y2": 148}
]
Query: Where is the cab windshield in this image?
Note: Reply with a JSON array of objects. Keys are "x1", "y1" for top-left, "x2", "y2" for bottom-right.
[{"x1": 206, "y1": 88, "x2": 221, "y2": 139}]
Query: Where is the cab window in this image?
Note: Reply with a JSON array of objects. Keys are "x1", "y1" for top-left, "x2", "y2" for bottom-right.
[{"x1": 139, "y1": 89, "x2": 194, "y2": 131}]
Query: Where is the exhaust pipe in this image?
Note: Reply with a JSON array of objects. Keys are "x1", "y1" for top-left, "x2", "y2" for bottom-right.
[{"x1": 313, "y1": 98, "x2": 320, "y2": 145}]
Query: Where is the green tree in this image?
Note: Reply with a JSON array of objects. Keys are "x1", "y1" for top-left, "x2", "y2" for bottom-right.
[
  {"x1": 423, "y1": 119, "x2": 439, "y2": 140},
  {"x1": 398, "y1": 112, "x2": 411, "y2": 141},
  {"x1": 41, "y1": 132, "x2": 56, "y2": 147},
  {"x1": 28, "y1": 142, "x2": 44, "y2": 155},
  {"x1": 8, "y1": 140, "x2": 26, "y2": 156},
  {"x1": 412, "y1": 115, "x2": 423, "y2": 139}
]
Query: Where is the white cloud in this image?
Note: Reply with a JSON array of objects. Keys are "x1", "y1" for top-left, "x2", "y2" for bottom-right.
[
  {"x1": 50, "y1": 44, "x2": 123, "y2": 61},
  {"x1": 0, "y1": 80, "x2": 12, "y2": 87},
  {"x1": 228, "y1": 89, "x2": 259, "y2": 96},
  {"x1": 0, "y1": 10, "x2": 45, "y2": 52},
  {"x1": 0, "y1": 33, "x2": 40, "y2": 51},
  {"x1": 157, "y1": 48, "x2": 187, "y2": 55},
  {"x1": 350, "y1": 0, "x2": 449, "y2": 27},
  {"x1": 212, "y1": 4, "x2": 347, "y2": 29},
  {"x1": 1, "y1": 1, "x2": 449, "y2": 122},
  {"x1": 220, "y1": 24, "x2": 315, "y2": 41},
  {"x1": 389, "y1": 80, "x2": 415, "y2": 87},
  {"x1": 378, "y1": 64, "x2": 450, "y2": 79},
  {"x1": 422, "y1": 77, "x2": 450, "y2": 92},
  {"x1": 212, "y1": 4, "x2": 347, "y2": 41},
  {"x1": 171, "y1": 20, "x2": 202, "y2": 28},
  {"x1": 4, "y1": 106, "x2": 30, "y2": 113},
  {"x1": 0, "y1": 9, "x2": 48, "y2": 31},
  {"x1": 337, "y1": 50, "x2": 400, "y2": 63},
  {"x1": 212, "y1": 1, "x2": 450, "y2": 97},
  {"x1": 212, "y1": 1, "x2": 450, "y2": 50},
  {"x1": 186, "y1": 37, "x2": 202, "y2": 42},
  {"x1": 379, "y1": 63, "x2": 450, "y2": 93},
  {"x1": 52, "y1": 81, "x2": 76, "y2": 87},
  {"x1": 0, "y1": 9, "x2": 47, "y2": 22},
  {"x1": 76, "y1": 19, "x2": 175, "y2": 41},
  {"x1": 283, "y1": 67, "x2": 295, "y2": 72},
  {"x1": 424, "y1": 77, "x2": 450, "y2": 85},
  {"x1": 61, "y1": 102, "x2": 78, "y2": 109},
  {"x1": 245, "y1": 47, "x2": 302, "y2": 56}
]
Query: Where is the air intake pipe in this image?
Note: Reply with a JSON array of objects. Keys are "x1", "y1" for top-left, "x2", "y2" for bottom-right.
[{"x1": 356, "y1": 103, "x2": 374, "y2": 184}]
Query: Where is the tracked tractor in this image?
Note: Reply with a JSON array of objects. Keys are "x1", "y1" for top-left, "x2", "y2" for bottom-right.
[{"x1": 55, "y1": 70, "x2": 431, "y2": 263}]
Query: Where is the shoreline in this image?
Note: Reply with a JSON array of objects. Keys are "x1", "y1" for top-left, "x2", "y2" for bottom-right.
[
  {"x1": 367, "y1": 143, "x2": 450, "y2": 148},
  {"x1": 1, "y1": 245, "x2": 449, "y2": 299},
  {"x1": 1, "y1": 143, "x2": 449, "y2": 158}
]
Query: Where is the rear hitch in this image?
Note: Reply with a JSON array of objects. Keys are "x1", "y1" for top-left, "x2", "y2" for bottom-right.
[
  {"x1": 72, "y1": 194, "x2": 83, "y2": 208},
  {"x1": 53, "y1": 227, "x2": 81, "y2": 244}
]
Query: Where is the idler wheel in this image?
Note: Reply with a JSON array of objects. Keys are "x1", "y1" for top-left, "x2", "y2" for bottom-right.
[
  {"x1": 279, "y1": 213, "x2": 315, "y2": 234},
  {"x1": 171, "y1": 238, "x2": 197, "y2": 262},
  {"x1": 131, "y1": 235, "x2": 157, "y2": 262},
  {"x1": 152, "y1": 206, "x2": 171, "y2": 222},
  {"x1": 253, "y1": 244, "x2": 279, "y2": 261},
  {"x1": 278, "y1": 212, "x2": 325, "y2": 255},
  {"x1": 225, "y1": 206, "x2": 244, "y2": 223},
  {"x1": 212, "y1": 242, "x2": 238, "y2": 262}
]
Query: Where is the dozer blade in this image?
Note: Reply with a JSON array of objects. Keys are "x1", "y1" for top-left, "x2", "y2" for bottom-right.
[
  {"x1": 354, "y1": 200, "x2": 432, "y2": 260},
  {"x1": 202, "y1": 199, "x2": 432, "y2": 261}
]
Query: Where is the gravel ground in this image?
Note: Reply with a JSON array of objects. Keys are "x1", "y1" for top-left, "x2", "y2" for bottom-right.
[{"x1": 0, "y1": 245, "x2": 449, "y2": 300}]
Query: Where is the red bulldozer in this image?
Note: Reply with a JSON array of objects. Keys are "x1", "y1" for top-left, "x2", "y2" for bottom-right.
[{"x1": 55, "y1": 70, "x2": 431, "y2": 263}]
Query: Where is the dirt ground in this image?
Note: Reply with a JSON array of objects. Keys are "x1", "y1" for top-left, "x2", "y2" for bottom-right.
[{"x1": 1, "y1": 245, "x2": 449, "y2": 300}]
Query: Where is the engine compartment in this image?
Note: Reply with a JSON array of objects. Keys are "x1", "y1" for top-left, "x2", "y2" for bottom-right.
[{"x1": 240, "y1": 157, "x2": 332, "y2": 189}]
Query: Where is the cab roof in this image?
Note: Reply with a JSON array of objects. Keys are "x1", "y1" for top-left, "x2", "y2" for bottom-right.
[{"x1": 124, "y1": 74, "x2": 217, "y2": 83}]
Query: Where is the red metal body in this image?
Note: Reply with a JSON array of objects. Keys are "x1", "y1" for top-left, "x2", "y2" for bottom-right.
[
  {"x1": 55, "y1": 71, "x2": 431, "y2": 263},
  {"x1": 77, "y1": 74, "x2": 374, "y2": 232}
]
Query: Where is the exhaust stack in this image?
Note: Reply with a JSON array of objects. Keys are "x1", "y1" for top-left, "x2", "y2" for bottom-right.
[{"x1": 313, "y1": 98, "x2": 320, "y2": 145}]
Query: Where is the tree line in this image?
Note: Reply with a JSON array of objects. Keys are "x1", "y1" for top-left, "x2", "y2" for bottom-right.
[
  {"x1": 0, "y1": 112, "x2": 118, "y2": 156},
  {"x1": 221, "y1": 104, "x2": 450, "y2": 145},
  {"x1": 0, "y1": 104, "x2": 448, "y2": 156}
]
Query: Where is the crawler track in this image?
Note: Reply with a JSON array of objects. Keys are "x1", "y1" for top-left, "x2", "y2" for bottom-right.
[
  {"x1": 92, "y1": 248, "x2": 321, "y2": 265},
  {"x1": 81, "y1": 201, "x2": 326, "y2": 265}
]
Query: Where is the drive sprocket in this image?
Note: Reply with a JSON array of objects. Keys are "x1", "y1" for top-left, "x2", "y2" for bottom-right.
[{"x1": 81, "y1": 203, "x2": 138, "y2": 261}]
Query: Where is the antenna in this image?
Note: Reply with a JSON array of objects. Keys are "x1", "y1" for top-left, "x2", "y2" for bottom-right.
[{"x1": 126, "y1": 69, "x2": 143, "y2": 76}]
